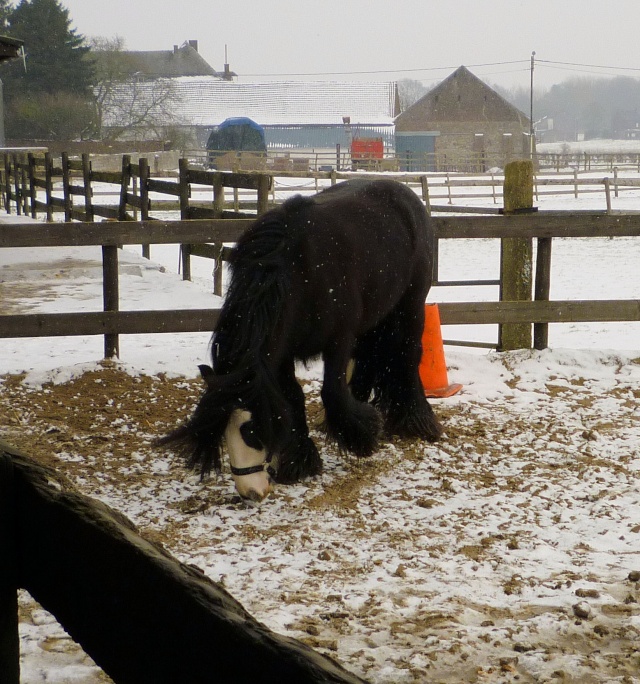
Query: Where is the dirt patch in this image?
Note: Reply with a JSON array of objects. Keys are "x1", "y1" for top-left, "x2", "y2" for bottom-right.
[
  {"x1": 2, "y1": 360, "x2": 640, "y2": 683},
  {"x1": 0, "y1": 282, "x2": 57, "y2": 314}
]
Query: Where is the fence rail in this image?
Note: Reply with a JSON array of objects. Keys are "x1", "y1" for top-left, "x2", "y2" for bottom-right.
[
  {"x1": 1, "y1": 212, "x2": 638, "y2": 353},
  {"x1": 3, "y1": 152, "x2": 640, "y2": 227},
  {"x1": 0, "y1": 440, "x2": 365, "y2": 684},
  {"x1": 188, "y1": 148, "x2": 640, "y2": 174}
]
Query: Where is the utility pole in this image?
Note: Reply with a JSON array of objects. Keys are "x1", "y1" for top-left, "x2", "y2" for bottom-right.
[{"x1": 529, "y1": 51, "x2": 536, "y2": 159}]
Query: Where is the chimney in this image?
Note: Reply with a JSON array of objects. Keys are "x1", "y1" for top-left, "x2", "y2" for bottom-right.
[
  {"x1": 173, "y1": 45, "x2": 178, "y2": 53},
  {"x1": 188, "y1": 39, "x2": 198, "y2": 52}
]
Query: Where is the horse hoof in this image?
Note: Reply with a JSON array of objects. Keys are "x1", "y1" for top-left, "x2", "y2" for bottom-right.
[
  {"x1": 327, "y1": 402, "x2": 383, "y2": 457},
  {"x1": 273, "y1": 437, "x2": 323, "y2": 484}
]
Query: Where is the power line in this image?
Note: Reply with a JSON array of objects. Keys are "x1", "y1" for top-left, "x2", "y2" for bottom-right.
[
  {"x1": 241, "y1": 57, "x2": 640, "y2": 85},
  {"x1": 242, "y1": 59, "x2": 529, "y2": 78},
  {"x1": 537, "y1": 63, "x2": 639, "y2": 80},
  {"x1": 537, "y1": 59, "x2": 640, "y2": 74}
]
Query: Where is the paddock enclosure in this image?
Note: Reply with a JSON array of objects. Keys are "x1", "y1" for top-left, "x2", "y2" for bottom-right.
[
  {"x1": 1, "y1": 154, "x2": 640, "y2": 682},
  {"x1": 1, "y1": 152, "x2": 639, "y2": 356},
  {"x1": 1, "y1": 351, "x2": 639, "y2": 683}
]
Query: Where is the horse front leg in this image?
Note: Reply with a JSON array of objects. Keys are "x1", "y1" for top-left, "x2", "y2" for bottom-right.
[
  {"x1": 273, "y1": 360, "x2": 323, "y2": 484},
  {"x1": 321, "y1": 342, "x2": 383, "y2": 457}
]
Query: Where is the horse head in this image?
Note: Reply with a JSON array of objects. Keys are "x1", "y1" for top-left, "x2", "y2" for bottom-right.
[
  {"x1": 199, "y1": 365, "x2": 274, "y2": 503},
  {"x1": 224, "y1": 409, "x2": 274, "y2": 503}
]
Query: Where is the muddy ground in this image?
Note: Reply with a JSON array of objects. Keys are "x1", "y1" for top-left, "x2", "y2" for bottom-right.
[{"x1": 2, "y1": 358, "x2": 640, "y2": 683}]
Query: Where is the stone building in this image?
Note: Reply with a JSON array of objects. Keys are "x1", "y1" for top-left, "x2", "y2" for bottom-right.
[{"x1": 395, "y1": 65, "x2": 532, "y2": 171}]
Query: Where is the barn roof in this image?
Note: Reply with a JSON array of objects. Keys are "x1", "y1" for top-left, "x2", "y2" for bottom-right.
[
  {"x1": 101, "y1": 77, "x2": 398, "y2": 128},
  {"x1": 395, "y1": 65, "x2": 528, "y2": 130}
]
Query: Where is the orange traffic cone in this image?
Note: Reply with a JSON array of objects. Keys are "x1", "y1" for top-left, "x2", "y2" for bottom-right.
[{"x1": 419, "y1": 303, "x2": 463, "y2": 398}]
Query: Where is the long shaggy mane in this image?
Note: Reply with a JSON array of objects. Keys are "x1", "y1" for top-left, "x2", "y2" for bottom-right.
[{"x1": 158, "y1": 199, "x2": 311, "y2": 477}]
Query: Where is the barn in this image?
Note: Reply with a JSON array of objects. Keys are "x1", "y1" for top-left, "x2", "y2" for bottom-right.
[
  {"x1": 96, "y1": 41, "x2": 398, "y2": 157},
  {"x1": 395, "y1": 65, "x2": 532, "y2": 171},
  {"x1": 100, "y1": 76, "x2": 398, "y2": 156}
]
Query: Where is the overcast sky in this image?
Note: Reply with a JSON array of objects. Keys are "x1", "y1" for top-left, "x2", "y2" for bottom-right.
[{"x1": 60, "y1": 0, "x2": 640, "y2": 93}]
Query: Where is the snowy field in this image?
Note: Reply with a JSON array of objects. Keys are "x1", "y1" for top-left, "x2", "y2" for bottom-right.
[{"x1": 0, "y1": 185, "x2": 639, "y2": 683}]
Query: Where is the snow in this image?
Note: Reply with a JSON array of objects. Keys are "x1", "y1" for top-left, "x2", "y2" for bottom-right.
[
  {"x1": 537, "y1": 139, "x2": 640, "y2": 155},
  {"x1": 1, "y1": 184, "x2": 639, "y2": 683}
]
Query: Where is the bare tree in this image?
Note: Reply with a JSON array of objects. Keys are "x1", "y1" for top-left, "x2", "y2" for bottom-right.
[
  {"x1": 89, "y1": 36, "x2": 183, "y2": 142},
  {"x1": 397, "y1": 79, "x2": 429, "y2": 111},
  {"x1": 99, "y1": 76, "x2": 182, "y2": 142}
]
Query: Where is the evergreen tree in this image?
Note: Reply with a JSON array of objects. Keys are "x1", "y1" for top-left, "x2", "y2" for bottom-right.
[
  {"x1": 0, "y1": 0, "x2": 13, "y2": 31},
  {"x1": 2, "y1": 0, "x2": 94, "y2": 98},
  {"x1": 0, "y1": 0, "x2": 96, "y2": 139}
]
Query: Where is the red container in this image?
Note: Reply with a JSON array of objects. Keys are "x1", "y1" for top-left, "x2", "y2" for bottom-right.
[{"x1": 350, "y1": 137, "x2": 384, "y2": 160}]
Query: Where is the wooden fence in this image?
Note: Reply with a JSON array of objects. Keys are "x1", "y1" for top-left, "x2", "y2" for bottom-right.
[
  {"x1": 1, "y1": 212, "x2": 638, "y2": 354},
  {"x1": 536, "y1": 151, "x2": 640, "y2": 173},
  {"x1": 3, "y1": 152, "x2": 639, "y2": 227},
  {"x1": 0, "y1": 439, "x2": 366, "y2": 684},
  {"x1": 187, "y1": 147, "x2": 640, "y2": 175}
]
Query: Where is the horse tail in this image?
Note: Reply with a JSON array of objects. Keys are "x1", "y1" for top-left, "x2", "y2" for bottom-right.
[{"x1": 155, "y1": 366, "x2": 242, "y2": 478}]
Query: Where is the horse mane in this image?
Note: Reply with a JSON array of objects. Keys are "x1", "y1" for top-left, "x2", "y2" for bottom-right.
[
  {"x1": 159, "y1": 197, "x2": 312, "y2": 477},
  {"x1": 216, "y1": 196, "x2": 309, "y2": 371}
]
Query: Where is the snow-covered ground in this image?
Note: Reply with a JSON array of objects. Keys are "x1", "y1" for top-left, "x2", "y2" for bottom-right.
[
  {"x1": 1, "y1": 186, "x2": 639, "y2": 683},
  {"x1": 537, "y1": 139, "x2": 640, "y2": 155}
]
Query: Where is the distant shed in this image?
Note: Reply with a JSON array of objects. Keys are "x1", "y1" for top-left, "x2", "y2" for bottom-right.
[
  {"x1": 100, "y1": 77, "x2": 399, "y2": 151},
  {"x1": 395, "y1": 66, "x2": 531, "y2": 171}
]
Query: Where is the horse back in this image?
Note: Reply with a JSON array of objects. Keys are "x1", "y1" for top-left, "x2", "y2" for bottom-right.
[{"x1": 274, "y1": 180, "x2": 434, "y2": 353}]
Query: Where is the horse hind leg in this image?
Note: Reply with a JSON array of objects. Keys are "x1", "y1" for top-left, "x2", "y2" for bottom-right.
[
  {"x1": 322, "y1": 341, "x2": 383, "y2": 457},
  {"x1": 370, "y1": 299, "x2": 443, "y2": 443},
  {"x1": 272, "y1": 361, "x2": 323, "y2": 484}
]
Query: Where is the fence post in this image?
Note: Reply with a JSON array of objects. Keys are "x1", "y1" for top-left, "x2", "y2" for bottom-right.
[
  {"x1": 257, "y1": 174, "x2": 270, "y2": 215},
  {"x1": 11, "y1": 154, "x2": 21, "y2": 215},
  {"x1": 61, "y1": 152, "x2": 73, "y2": 222},
  {"x1": 0, "y1": 452, "x2": 19, "y2": 684},
  {"x1": 139, "y1": 157, "x2": 150, "y2": 259},
  {"x1": 499, "y1": 159, "x2": 534, "y2": 351},
  {"x1": 27, "y1": 153, "x2": 38, "y2": 219},
  {"x1": 534, "y1": 236, "x2": 552, "y2": 350},
  {"x1": 178, "y1": 157, "x2": 191, "y2": 280},
  {"x1": 209, "y1": 172, "x2": 225, "y2": 295},
  {"x1": 118, "y1": 154, "x2": 132, "y2": 221},
  {"x1": 81, "y1": 153, "x2": 94, "y2": 222},
  {"x1": 420, "y1": 175, "x2": 431, "y2": 215},
  {"x1": 102, "y1": 246, "x2": 120, "y2": 359},
  {"x1": 604, "y1": 177, "x2": 612, "y2": 214},
  {"x1": 3, "y1": 153, "x2": 11, "y2": 213},
  {"x1": 19, "y1": 154, "x2": 29, "y2": 215},
  {"x1": 44, "y1": 152, "x2": 54, "y2": 222}
]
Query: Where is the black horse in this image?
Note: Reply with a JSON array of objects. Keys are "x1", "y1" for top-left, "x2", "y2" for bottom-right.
[{"x1": 160, "y1": 179, "x2": 442, "y2": 501}]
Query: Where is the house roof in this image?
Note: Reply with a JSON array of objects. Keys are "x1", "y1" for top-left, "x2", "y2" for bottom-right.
[
  {"x1": 102, "y1": 77, "x2": 398, "y2": 128},
  {"x1": 108, "y1": 41, "x2": 229, "y2": 79},
  {"x1": 395, "y1": 65, "x2": 528, "y2": 130},
  {"x1": 124, "y1": 46, "x2": 216, "y2": 77}
]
